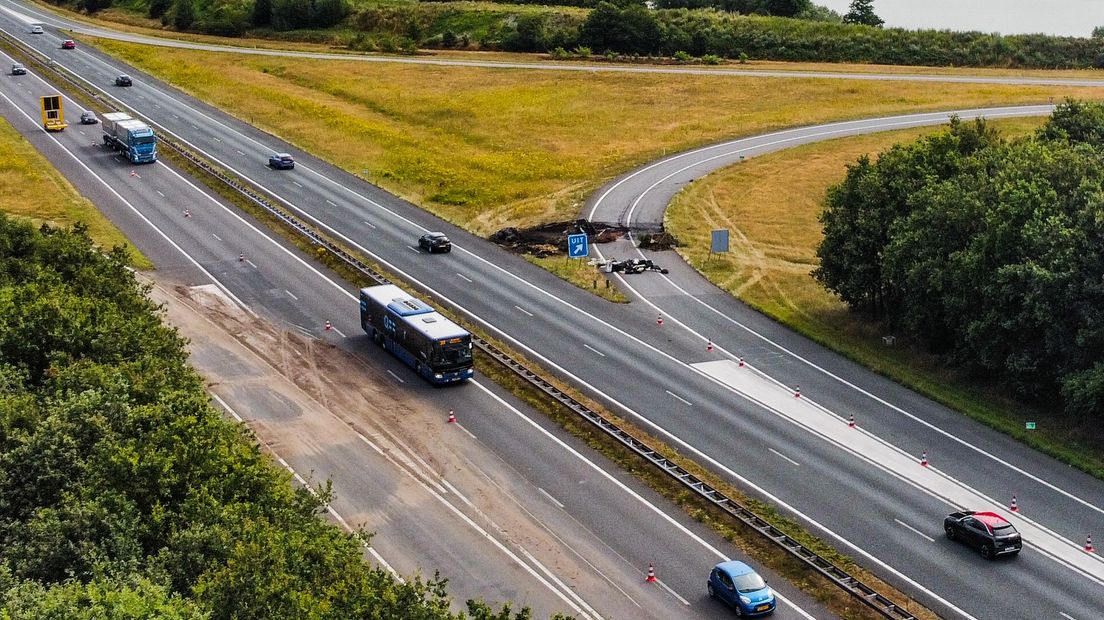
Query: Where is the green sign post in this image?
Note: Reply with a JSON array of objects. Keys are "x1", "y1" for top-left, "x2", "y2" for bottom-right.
[{"x1": 1025, "y1": 422, "x2": 1036, "y2": 430}]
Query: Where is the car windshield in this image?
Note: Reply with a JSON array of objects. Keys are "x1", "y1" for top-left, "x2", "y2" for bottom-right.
[
  {"x1": 732, "y1": 572, "x2": 766, "y2": 593},
  {"x1": 133, "y1": 136, "x2": 156, "y2": 145}
]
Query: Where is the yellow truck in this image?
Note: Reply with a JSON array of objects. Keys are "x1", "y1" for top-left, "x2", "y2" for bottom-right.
[{"x1": 40, "y1": 94, "x2": 67, "y2": 132}]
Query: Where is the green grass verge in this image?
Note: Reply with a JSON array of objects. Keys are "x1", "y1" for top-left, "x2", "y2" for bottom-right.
[
  {"x1": 0, "y1": 110, "x2": 152, "y2": 269},
  {"x1": 667, "y1": 116, "x2": 1104, "y2": 479}
]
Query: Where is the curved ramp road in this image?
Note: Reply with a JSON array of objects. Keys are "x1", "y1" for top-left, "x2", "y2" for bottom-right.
[
  {"x1": 0, "y1": 49, "x2": 826, "y2": 620},
  {"x1": 588, "y1": 108, "x2": 1104, "y2": 616},
  {"x1": 4, "y1": 6, "x2": 1103, "y2": 618},
  {"x1": 3, "y1": 0, "x2": 1104, "y2": 87}
]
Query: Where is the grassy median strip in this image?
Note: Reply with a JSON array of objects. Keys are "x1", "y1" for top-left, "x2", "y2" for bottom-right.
[{"x1": 667, "y1": 117, "x2": 1104, "y2": 478}]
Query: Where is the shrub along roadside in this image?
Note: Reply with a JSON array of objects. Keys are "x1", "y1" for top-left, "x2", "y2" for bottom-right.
[{"x1": 0, "y1": 213, "x2": 529, "y2": 618}]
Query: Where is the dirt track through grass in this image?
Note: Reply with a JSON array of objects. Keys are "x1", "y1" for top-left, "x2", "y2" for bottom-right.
[{"x1": 94, "y1": 38, "x2": 1101, "y2": 238}]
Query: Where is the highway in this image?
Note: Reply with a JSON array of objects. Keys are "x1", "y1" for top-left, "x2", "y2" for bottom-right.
[
  {"x1": 0, "y1": 31, "x2": 828, "y2": 620},
  {"x1": 2, "y1": 3, "x2": 1103, "y2": 618}
]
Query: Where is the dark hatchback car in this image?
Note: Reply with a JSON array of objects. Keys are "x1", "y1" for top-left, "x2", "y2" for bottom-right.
[
  {"x1": 80, "y1": 110, "x2": 99, "y2": 125},
  {"x1": 418, "y1": 232, "x2": 452, "y2": 253},
  {"x1": 945, "y1": 511, "x2": 1022, "y2": 559},
  {"x1": 708, "y1": 560, "x2": 776, "y2": 616},
  {"x1": 268, "y1": 153, "x2": 294, "y2": 170},
  {"x1": 114, "y1": 74, "x2": 132, "y2": 87}
]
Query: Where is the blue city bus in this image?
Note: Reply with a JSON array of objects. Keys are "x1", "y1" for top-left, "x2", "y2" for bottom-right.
[{"x1": 360, "y1": 284, "x2": 474, "y2": 384}]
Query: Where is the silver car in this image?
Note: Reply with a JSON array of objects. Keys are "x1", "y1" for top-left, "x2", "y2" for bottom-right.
[{"x1": 30, "y1": 25, "x2": 43, "y2": 34}]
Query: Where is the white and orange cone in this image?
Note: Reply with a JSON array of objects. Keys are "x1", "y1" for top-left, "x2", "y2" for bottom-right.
[{"x1": 645, "y1": 564, "x2": 656, "y2": 583}]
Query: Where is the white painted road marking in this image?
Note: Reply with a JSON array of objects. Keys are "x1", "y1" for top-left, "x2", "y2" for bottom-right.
[
  {"x1": 514, "y1": 305, "x2": 534, "y2": 317},
  {"x1": 292, "y1": 180, "x2": 302, "y2": 188},
  {"x1": 768, "y1": 448, "x2": 800, "y2": 467},
  {"x1": 538, "y1": 487, "x2": 564, "y2": 509},
  {"x1": 894, "y1": 519, "x2": 935, "y2": 543},
  {"x1": 236, "y1": 149, "x2": 244, "y2": 156},
  {"x1": 326, "y1": 199, "x2": 337, "y2": 207},
  {"x1": 406, "y1": 245, "x2": 419, "y2": 253},
  {"x1": 583, "y1": 343, "x2": 605, "y2": 357},
  {"x1": 156, "y1": 190, "x2": 165, "y2": 197},
  {"x1": 211, "y1": 233, "x2": 222, "y2": 241},
  {"x1": 330, "y1": 325, "x2": 347, "y2": 338},
  {"x1": 456, "y1": 273, "x2": 473, "y2": 283},
  {"x1": 246, "y1": 259, "x2": 257, "y2": 269},
  {"x1": 363, "y1": 220, "x2": 376, "y2": 228},
  {"x1": 285, "y1": 289, "x2": 298, "y2": 300},
  {"x1": 386, "y1": 369, "x2": 405, "y2": 383},
  {"x1": 1060, "y1": 612, "x2": 1077, "y2": 620},
  {"x1": 665, "y1": 390, "x2": 692, "y2": 406}
]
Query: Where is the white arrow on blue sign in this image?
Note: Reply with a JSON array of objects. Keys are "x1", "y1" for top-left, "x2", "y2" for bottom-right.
[{"x1": 567, "y1": 233, "x2": 589, "y2": 258}]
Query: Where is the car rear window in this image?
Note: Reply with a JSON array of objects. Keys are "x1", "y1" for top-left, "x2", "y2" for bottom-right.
[{"x1": 993, "y1": 523, "x2": 1016, "y2": 534}]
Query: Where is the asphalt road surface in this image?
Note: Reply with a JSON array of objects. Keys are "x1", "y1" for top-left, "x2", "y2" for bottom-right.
[
  {"x1": 0, "y1": 42, "x2": 828, "y2": 620},
  {"x1": 2, "y1": 5, "x2": 1103, "y2": 618}
]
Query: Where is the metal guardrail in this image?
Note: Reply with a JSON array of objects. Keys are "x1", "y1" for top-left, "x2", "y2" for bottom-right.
[{"x1": 5, "y1": 30, "x2": 919, "y2": 620}]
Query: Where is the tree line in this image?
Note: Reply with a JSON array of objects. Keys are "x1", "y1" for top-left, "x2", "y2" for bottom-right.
[
  {"x1": 815, "y1": 101, "x2": 1104, "y2": 419},
  {"x1": 360, "y1": 3, "x2": 1103, "y2": 68},
  {"x1": 0, "y1": 214, "x2": 535, "y2": 618}
]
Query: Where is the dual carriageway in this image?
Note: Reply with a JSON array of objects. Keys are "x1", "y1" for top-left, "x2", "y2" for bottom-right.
[{"x1": 1, "y1": 3, "x2": 1103, "y2": 617}]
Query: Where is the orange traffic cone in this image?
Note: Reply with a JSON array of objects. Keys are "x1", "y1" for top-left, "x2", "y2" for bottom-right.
[
  {"x1": 794, "y1": 385, "x2": 801, "y2": 398},
  {"x1": 645, "y1": 564, "x2": 656, "y2": 583},
  {"x1": 1010, "y1": 495, "x2": 1019, "y2": 513},
  {"x1": 738, "y1": 357, "x2": 744, "y2": 367},
  {"x1": 324, "y1": 321, "x2": 332, "y2": 331},
  {"x1": 1085, "y1": 534, "x2": 1095, "y2": 553},
  {"x1": 920, "y1": 450, "x2": 929, "y2": 467},
  {"x1": 238, "y1": 252, "x2": 244, "y2": 262},
  {"x1": 447, "y1": 410, "x2": 456, "y2": 424},
  {"x1": 657, "y1": 316, "x2": 663, "y2": 326},
  {"x1": 706, "y1": 341, "x2": 713, "y2": 352},
  {"x1": 183, "y1": 209, "x2": 191, "y2": 217},
  {"x1": 848, "y1": 414, "x2": 855, "y2": 428}
]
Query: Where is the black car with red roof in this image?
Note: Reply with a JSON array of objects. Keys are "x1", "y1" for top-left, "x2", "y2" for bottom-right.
[{"x1": 944, "y1": 510, "x2": 1022, "y2": 559}]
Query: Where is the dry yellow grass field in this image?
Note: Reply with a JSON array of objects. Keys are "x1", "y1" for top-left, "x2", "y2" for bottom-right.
[
  {"x1": 0, "y1": 117, "x2": 150, "y2": 268},
  {"x1": 94, "y1": 38, "x2": 1100, "y2": 239}
]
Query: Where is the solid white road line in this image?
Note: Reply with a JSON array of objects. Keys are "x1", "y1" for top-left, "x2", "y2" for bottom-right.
[
  {"x1": 538, "y1": 487, "x2": 565, "y2": 509},
  {"x1": 470, "y1": 381, "x2": 816, "y2": 619},
  {"x1": 285, "y1": 289, "x2": 298, "y2": 300},
  {"x1": 514, "y1": 305, "x2": 534, "y2": 317},
  {"x1": 210, "y1": 394, "x2": 402, "y2": 580},
  {"x1": 456, "y1": 273, "x2": 473, "y2": 283},
  {"x1": 386, "y1": 369, "x2": 405, "y2": 383},
  {"x1": 211, "y1": 233, "x2": 221, "y2": 241}
]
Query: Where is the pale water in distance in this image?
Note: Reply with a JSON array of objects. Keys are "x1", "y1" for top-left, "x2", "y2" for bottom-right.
[{"x1": 815, "y1": 0, "x2": 1103, "y2": 37}]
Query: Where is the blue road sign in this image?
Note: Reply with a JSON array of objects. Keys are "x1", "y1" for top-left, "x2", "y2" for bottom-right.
[{"x1": 568, "y1": 233, "x2": 589, "y2": 258}]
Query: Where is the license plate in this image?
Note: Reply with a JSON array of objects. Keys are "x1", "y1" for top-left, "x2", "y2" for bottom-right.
[{"x1": 756, "y1": 604, "x2": 771, "y2": 611}]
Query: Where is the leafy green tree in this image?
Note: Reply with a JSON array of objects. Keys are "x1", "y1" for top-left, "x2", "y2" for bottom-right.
[
  {"x1": 149, "y1": 0, "x2": 173, "y2": 19},
  {"x1": 580, "y1": 2, "x2": 661, "y2": 54},
  {"x1": 173, "y1": 0, "x2": 196, "y2": 30},
  {"x1": 843, "y1": 0, "x2": 883, "y2": 27},
  {"x1": 251, "y1": 0, "x2": 272, "y2": 26}
]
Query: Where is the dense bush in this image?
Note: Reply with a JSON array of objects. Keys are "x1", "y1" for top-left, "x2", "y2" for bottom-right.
[
  {"x1": 0, "y1": 215, "x2": 529, "y2": 618},
  {"x1": 815, "y1": 101, "x2": 1104, "y2": 417}
]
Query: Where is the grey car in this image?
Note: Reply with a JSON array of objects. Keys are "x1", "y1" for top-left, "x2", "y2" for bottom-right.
[
  {"x1": 80, "y1": 110, "x2": 99, "y2": 125},
  {"x1": 114, "y1": 74, "x2": 132, "y2": 87},
  {"x1": 11, "y1": 63, "x2": 26, "y2": 76}
]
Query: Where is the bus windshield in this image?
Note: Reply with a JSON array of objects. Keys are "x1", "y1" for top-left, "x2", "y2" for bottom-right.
[{"x1": 433, "y1": 341, "x2": 472, "y2": 367}]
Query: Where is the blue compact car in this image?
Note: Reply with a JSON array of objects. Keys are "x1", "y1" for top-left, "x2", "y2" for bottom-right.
[{"x1": 708, "y1": 560, "x2": 776, "y2": 616}]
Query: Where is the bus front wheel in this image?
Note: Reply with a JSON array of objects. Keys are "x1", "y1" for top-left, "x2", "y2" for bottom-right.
[{"x1": 372, "y1": 329, "x2": 383, "y2": 346}]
